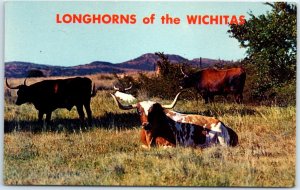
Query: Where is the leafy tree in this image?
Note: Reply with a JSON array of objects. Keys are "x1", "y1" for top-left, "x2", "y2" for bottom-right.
[
  {"x1": 228, "y1": 2, "x2": 296, "y2": 98},
  {"x1": 155, "y1": 52, "x2": 171, "y2": 77},
  {"x1": 131, "y1": 52, "x2": 191, "y2": 99},
  {"x1": 27, "y1": 69, "x2": 45, "y2": 78}
]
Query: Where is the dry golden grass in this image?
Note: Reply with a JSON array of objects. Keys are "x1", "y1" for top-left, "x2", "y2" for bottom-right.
[{"x1": 3, "y1": 75, "x2": 296, "y2": 187}]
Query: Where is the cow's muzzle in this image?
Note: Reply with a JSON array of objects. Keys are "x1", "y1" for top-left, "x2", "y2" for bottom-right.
[{"x1": 141, "y1": 122, "x2": 151, "y2": 131}]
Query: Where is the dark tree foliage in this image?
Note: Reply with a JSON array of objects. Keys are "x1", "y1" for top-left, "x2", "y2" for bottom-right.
[
  {"x1": 113, "y1": 73, "x2": 139, "y2": 96},
  {"x1": 155, "y1": 52, "x2": 172, "y2": 77},
  {"x1": 120, "y1": 52, "x2": 195, "y2": 100},
  {"x1": 228, "y1": 2, "x2": 296, "y2": 98},
  {"x1": 27, "y1": 69, "x2": 45, "y2": 78},
  {"x1": 136, "y1": 52, "x2": 184, "y2": 99}
]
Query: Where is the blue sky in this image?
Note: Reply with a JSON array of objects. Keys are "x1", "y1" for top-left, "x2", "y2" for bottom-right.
[{"x1": 5, "y1": 1, "x2": 271, "y2": 66}]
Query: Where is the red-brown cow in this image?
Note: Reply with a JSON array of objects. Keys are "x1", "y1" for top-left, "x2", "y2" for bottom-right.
[
  {"x1": 180, "y1": 67, "x2": 246, "y2": 103},
  {"x1": 111, "y1": 92, "x2": 238, "y2": 149}
]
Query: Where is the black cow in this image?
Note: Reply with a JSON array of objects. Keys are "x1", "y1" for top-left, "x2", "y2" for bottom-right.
[
  {"x1": 180, "y1": 67, "x2": 246, "y2": 103},
  {"x1": 6, "y1": 77, "x2": 96, "y2": 125}
]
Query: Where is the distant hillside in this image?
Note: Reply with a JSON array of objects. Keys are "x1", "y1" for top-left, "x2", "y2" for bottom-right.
[
  {"x1": 5, "y1": 61, "x2": 129, "y2": 78},
  {"x1": 5, "y1": 62, "x2": 64, "y2": 78},
  {"x1": 5, "y1": 53, "x2": 236, "y2": 78},
  {"x1": 117, "y1": 53, "x2": 189, "y2": 70}
]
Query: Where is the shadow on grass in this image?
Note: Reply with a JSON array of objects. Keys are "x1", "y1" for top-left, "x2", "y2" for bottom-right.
[
  {"x1": 4, "y1": 107, "x2": 256, "y2": 133},
  {"x1": 4, "y1": 112, "x2": 140, "y2": 134},
  {"x1": 176, "y1": 107, "x2": 257, "y2": 117}
]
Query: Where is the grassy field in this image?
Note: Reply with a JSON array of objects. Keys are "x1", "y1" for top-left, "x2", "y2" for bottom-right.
[{"x1": 3, "y1": 75, "x2": 296, "y2": 187}]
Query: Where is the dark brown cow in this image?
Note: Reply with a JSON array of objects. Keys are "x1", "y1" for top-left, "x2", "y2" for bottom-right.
[
  {"x1": 180, "y1": 67, "x2": 246, "y2": 103},
  {"x1": 6, "y1": 77, "x2": 96, "y2": 125},
  {"x1": 111, "y1": 92, "x2": 238, "y2": 149}
]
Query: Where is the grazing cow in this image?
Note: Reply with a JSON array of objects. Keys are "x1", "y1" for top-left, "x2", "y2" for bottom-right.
[
  {"x1": 111, "y1": 92, "x2": 238, "y2": 149},
  {"x1": 6, "y1": 77, "x2": 96, "y2": 125},
  {"x1": 180, "y1": 67, "x2": 246, "y2": 103},
  {"x1": 113, "y1": 83, "x2": 137, "y2": 103}
]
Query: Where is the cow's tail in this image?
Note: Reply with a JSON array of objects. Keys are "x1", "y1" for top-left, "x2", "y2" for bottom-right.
[{"x1": 91, "y1": 83, "x2": 97, "y2": 97}]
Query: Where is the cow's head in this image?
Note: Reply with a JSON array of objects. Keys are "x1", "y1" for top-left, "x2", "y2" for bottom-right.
[
  {"x1": 6, "y1": 78, "x2": 30, "y2": 105},
  {"x1": 113, "y1": 82, "x2": 132, "y2": 93},
  {"x1": 111, "y1": 92, "x2": 182, "y2": 131},
  {"x1": 179, "y1": 67, "x2": 199, "y2": 89}
]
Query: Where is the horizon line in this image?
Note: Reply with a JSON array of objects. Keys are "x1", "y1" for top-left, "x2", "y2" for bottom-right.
[{"x1": 5, "y1": 52, "x2": 241, "y2": 67}]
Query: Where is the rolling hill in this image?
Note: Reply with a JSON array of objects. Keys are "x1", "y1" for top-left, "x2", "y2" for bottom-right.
[{"x1": 5, "y1": 53, "x2": 234, "y2": 78}]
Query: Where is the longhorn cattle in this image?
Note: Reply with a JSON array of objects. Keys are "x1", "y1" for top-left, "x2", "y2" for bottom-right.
[
  {"x1": 113, "y1": 82, "x2": 133, "y2": 92},
  {"x1": 113, "y1": 83, "x2": 137, "y2": 103},
  {"x1": 180, "y1": 67, "x2": 246, "y2": 103},
  {"x1": 6, "y1": 77, "x2": 96, "y2": 125},
  {"x1": 111, "y1": 92, "x2": 238, "y2": 149}
]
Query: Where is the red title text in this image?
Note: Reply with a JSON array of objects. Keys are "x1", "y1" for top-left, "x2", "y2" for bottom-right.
[{"x1": 56, "y1": 13, "x2": 246, "y2": 25}]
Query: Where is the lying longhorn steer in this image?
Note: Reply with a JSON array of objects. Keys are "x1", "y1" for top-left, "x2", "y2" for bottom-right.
[
  {"x1": 6, "y1": 77, "x2": 96, "y2": 125},
  {"x1": 111, "y1": 92, "x2": 238, "y2": 148},
  {"x1": 165, "y1": 110, "x2": 238, "y2": 147}
]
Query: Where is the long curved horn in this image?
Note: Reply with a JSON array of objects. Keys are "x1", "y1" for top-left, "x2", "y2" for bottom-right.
[
  {"x1": 124, "y1": 82, "x2": 133, "y2": 91},
  {"x1": 180, "y1": 66, "x2": 188, "y2": 77},
  {"x1": 162, "y1": 91, "x2": 183, "y2": 109},
  {"x1": 23, "y1": 78, "x2": 28, "y2": 86},
  {"x1": 110, "y1": 93, "x2": 137, "y2": 110},
  {"x1": 6, "y1": 78, "x2": 21, "y2": 89},
  {"x1": 113, "y1": 85, "x2": 120, "y2": 91}
]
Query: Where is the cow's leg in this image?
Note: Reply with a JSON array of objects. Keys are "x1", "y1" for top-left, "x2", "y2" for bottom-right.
[
  {"x1": 234, "y1": 93, "x2": 243, "y2": 104},
  {"x1": 76, "y1": 104, "x2": 85, "y2": 126},
  {"x1": 155, "y1": 137, "x2": 176, "y2": 148},
  {"x1": 208, "y1": 94, "x2": 214, "y2": 103},
  {"x1": 38, "y1": 111, "x2": 47, "y2": 132},
  {"x1": 143, "y1": 130, "x2": 154, "y2": 148},
  {"x1": 45, "y1": 112, "x2": 52, "y2": 124},
  {"x1": 45, "y1": 112, "x2": 52, "y2": 131},
  {"x1": 38, "y1": 111, "x2": 44, "y2": 122},
  {"x1": 203, "y1": 95, "x2": 209, "y2": 104},
  {"x1": 239, "y1": 93, "x2": 243, "y2": 103},
  {"x1": 140, "y1": 129, "x2": 148, "y2": 148},
  {"x1": 203, "y1": 92, "x2": 215, "y2": 104},
  {"x1": 37, "y1": 111, "x2": 44, "y2": 132},
  {"x1": 84, "y1": 101, "x2": 92, "y2": 126},
  {"x1": 223, "y1": 94, "x2": 229, "y2": 102},
  {"x1": 140, "y1": 129, "x2": 154, "y2": 149}
]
